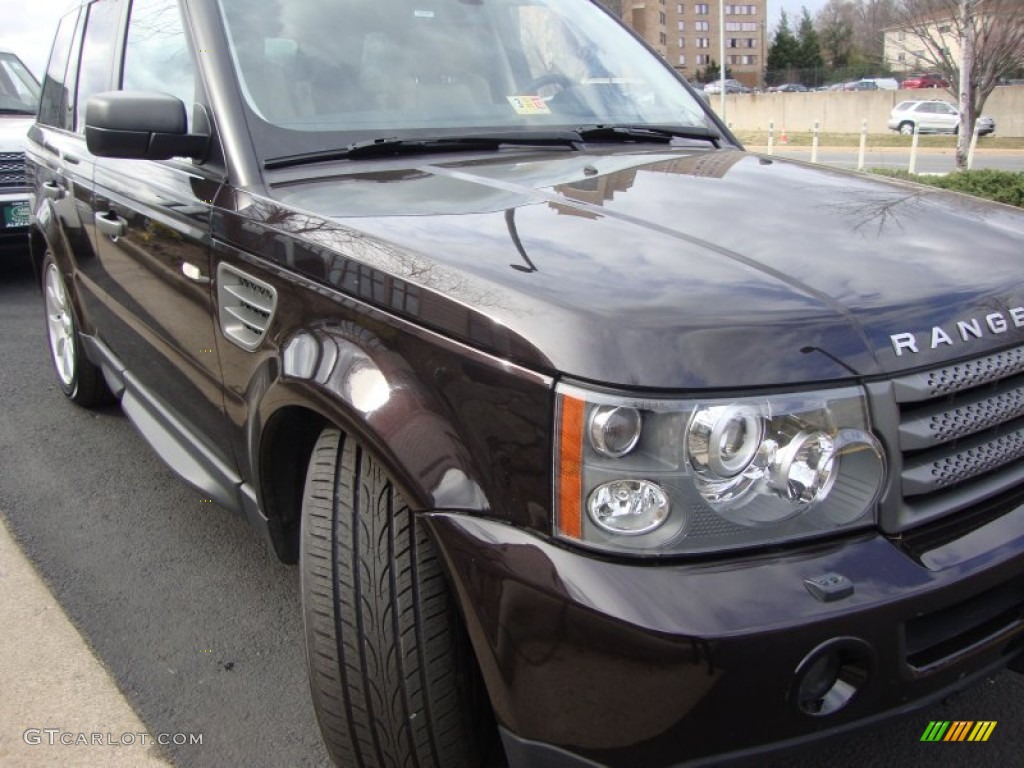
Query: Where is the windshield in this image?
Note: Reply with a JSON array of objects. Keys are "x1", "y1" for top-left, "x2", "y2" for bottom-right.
[
  {"x1": 215, "y1": 0, "x2": 714, "y2": 160},
  {"x1": 0, "y1": 52, "x2": 40, "y2": 114}
]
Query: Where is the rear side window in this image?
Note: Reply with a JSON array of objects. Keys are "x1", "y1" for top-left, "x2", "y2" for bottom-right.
[
  {"x1": 122, "y1": 0, "x2": 196, "y2": 125},
  {"x1": 75, "y1": 0, "x2": 123, "y2": 133},
  {"x1": 38, "y1": 10, "x2": 82, "y2": 128}
]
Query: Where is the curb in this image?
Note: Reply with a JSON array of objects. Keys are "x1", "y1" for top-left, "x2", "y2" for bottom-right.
[{"x1": 0, "y1": 514, "x2": 174, "y2": 768}]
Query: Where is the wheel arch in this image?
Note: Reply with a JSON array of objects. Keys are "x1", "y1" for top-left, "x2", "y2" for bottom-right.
[
  {"x1": 29, "y1": 224, "x2": 49, "y2": 283},
  {"x1": 29, "y1": 200, "x2": 73, "y2": 286},
  {"x1": 250, "y1": 322, "x2": 496, "y2": 564}
]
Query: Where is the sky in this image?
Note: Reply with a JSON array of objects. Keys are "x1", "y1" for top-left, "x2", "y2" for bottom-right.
[
  {"x1": 0, "y1": 0, "x2": 69, "y2": 78},
  {"x1": 775, "y1": 0, "x2": 830, "y2": 32},
  {"x1": 0, "y1": 0, "x2": 832, "y2": 79}
]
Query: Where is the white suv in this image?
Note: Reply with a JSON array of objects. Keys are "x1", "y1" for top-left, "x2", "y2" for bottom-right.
[
  {"x1": 0, "y1": 49, "x2": 39, "y2": 255},
  {"x1": 888, "y1": 100, "x2": 995, "y2": 136}
]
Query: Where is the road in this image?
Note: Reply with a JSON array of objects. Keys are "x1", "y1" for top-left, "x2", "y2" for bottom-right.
[
  {"x1": 2, "y1": 252, "x2": 1023, "y2": 768},
  {"x1": 756, "y1": 146, "x2": 1024, "y2": 174}
]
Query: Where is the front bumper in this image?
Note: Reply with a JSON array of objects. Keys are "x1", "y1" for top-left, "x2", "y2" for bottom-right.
[{"x1": 426, "y1": 506, "x2": 1024, "y2": 767}]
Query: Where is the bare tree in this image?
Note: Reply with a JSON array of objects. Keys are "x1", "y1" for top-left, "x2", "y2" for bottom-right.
[
  {"x1": 854, "y1": 0, "x2": 899, "y2": 63},
  {"x1": 817, "y1": 1, "x2": 858, "y2": 69},
  {"x1": 891, "y1": 0, "x2": 1024, "y2": 169}
]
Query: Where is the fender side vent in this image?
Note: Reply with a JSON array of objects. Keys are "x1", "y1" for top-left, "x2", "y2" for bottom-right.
[{"x1": 217, "y1": 263, "x2": 277, "y2": 351}]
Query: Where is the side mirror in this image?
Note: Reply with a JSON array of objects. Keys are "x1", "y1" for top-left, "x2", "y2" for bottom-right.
[{"x1": 85, "y1": 91, "x2": 209, "y2": 160}]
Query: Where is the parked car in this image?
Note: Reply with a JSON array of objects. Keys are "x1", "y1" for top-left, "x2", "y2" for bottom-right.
[
  {"x1": 0, "y1": 49, "x2": 39, "y2": 256},
  {"x1": 27, "y1": 1, "x2": 1024, "y2": 768},
  {"x1": 843, "y1": 79, "x2": 878, "y2": 91},
  {"x1": 860, "y1": 77, "x2": 898, "y2": 91},
  {"x1": 888, "y1": 99, "x2": 996, "y2": 135},
  {"x1": 901, "y1": 73, "x2": 950, "y2": 89},
  {"x1": 771, "y1": 83, "x2": 808, "y2": 93},
  {"x1": 703, "y1": 78, "x2": 750, "y2": 94}
]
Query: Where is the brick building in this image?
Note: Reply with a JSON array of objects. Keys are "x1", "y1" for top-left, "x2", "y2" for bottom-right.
[{"x1": 617, "y1": 2, "x2": 767, "y2": 88}]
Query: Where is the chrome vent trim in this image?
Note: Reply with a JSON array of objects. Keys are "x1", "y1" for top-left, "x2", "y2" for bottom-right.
[{"x1": 216, "y1": 263, "x2": 277, "y2": 351}]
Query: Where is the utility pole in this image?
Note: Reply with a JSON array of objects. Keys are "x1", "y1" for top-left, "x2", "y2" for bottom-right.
[{"x1": 719, "y1": 0, "x2": 727, "y2": 119}]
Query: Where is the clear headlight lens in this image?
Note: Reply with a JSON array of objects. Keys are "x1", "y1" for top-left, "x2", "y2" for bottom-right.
[
  {"x1": 589, "y1": 406, "x2": 643, "y2": 458},
  {"x1": 554, "y1": 383, "x2": 885, "y2": 555},
  {"x1": 588, "y1": 479, "x2": 670, "y2": 535}
]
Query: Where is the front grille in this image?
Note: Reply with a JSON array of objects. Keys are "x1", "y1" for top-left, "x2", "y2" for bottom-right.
[
  {"x1": 881, "y1": 346, "x2": 1024, "y2": 532},
  {"x1": 0, "y1": 151, "x2": 26, "y2": 188}
]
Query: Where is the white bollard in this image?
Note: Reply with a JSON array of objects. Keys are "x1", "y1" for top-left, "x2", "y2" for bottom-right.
[
  {"x1": 768, "y1": 120, "x2": 775, "y2": 157},
  {"x1": 811, "y1": 120, "x2": 820, "y2": 164},
  {"x1": 857, "y1": 119, "x2": 867, "y2": 171},
  {"x1": 909, "y1": 123, "x2": 920, "y2": 175}
]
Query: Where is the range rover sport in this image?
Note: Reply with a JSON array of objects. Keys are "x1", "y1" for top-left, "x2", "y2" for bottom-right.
[{"x1": 27, "y1": 1, "x2": 1024, "y2": 767}]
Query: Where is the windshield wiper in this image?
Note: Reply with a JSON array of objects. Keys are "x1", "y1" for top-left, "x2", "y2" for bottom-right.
[
  {"x1": 576, "y1": 124, "x2": 721, "y2": 147},
  {"x1": 0, "y1": 107, "x2": 36, "y2": 115},
  {"x1": 265, "y1": 125, "x2": 722, "y2": 169},
  {"x1": 265, "y1": 131, "x2": 583, "y2": 169}
]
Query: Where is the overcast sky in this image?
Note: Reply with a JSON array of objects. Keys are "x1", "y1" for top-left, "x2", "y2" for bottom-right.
[
  {"x1": 775, "y1": 0, "x2": 830, "y2": 31},
  {"x1": 0, "y1": 0, "x2": 68, "y2": 77},
  {"x1": 1, "y1": 0, "x2": 832, "y2": 81}
]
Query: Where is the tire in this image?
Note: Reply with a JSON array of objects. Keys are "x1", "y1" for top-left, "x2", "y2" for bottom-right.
[
  {"x1": 41, "y1": 254, "x2": 110, "y2": 407},
  {"x1": 300, "y1": 427, "x2": 490, "y2": 768},
  {"x1": 899, "y1": 122, "x2": 915, "y2": 136}
]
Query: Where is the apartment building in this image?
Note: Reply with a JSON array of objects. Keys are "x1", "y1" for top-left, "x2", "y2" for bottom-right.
[
  {"x1": 619, "y1": 2, "x2": 767, "y2": 88},
  {"x1": 883, "y1": 0, "x2": 1024, "y2": 74}
]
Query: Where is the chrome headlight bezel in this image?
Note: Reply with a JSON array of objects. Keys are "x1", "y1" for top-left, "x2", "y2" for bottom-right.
[{"x1": 554, "y1": 382, "x2": 886, "y2": 556}]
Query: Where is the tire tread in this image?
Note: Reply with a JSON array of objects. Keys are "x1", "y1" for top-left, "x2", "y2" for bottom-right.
[{"x1": 300, "y1": 428, "x2": 482, "y2": 768}]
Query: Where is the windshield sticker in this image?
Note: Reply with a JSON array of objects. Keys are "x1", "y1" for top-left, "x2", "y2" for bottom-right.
[{"x1": 507, "y1": 96, "x2": 552, "y2": 115}]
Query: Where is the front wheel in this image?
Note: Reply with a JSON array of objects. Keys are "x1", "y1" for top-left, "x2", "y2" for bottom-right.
[
  {"x1": 41, "y1": 254, "x2": 110, "y2": 407},
  {"x1": 899, "y1": 122, "x2": 915, "y2": 136},
  {"x1": 300, "y1": 427, "x2": 492, "y2": 768}
]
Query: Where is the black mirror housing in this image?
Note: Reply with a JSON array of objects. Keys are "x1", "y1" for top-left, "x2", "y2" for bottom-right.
[{"x1": 85, "y1": 91, "x2": 209, "y2": 160}]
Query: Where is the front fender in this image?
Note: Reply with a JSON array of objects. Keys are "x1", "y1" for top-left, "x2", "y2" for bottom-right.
[{"x1": 245, "y1": 318, "x2": 555, "y2": 559}]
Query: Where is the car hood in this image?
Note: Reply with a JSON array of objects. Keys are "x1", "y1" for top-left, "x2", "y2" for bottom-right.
[
  {"x1": 0, "y1": 115, "x2": 33, "y2": 150},
  {"x1": 242, "y1": 147, "x2": 1024, "y2": 390}
]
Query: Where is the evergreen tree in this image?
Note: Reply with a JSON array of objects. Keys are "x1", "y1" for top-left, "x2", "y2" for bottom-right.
[
  {"x1": 766, "y1": 11, "x2": 800, "y2": 83},
  {"x1": 796, "y1": 8, "x2": 825, "y2": 71},
  {"x1": 700, "y1": 59, "x2": 732, "y2": 84}
]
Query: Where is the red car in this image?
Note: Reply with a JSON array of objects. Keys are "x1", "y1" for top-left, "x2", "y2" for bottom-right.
[{"x1": 902, "y1": 73, "x2": 950, "y2": 88}]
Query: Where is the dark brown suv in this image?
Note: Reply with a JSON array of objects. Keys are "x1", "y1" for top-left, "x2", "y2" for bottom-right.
[{"x1": 26, "y1": 2, "x2": 1024, "y2": 767}]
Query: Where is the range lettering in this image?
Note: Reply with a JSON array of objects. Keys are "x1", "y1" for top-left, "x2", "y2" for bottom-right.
[{"x1": 891, "y1": 308, "x2": 1024, "y2": 356}]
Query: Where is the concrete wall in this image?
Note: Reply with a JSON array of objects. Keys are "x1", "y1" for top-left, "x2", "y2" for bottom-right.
[{"x1": 711, "y1": 85, "x2": 1024, "y2": 138}]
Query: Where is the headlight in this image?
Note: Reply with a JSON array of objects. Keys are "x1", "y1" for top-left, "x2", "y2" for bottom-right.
[{"x1": 554, "y1": 383, "x2": 885, "y2": 556}]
